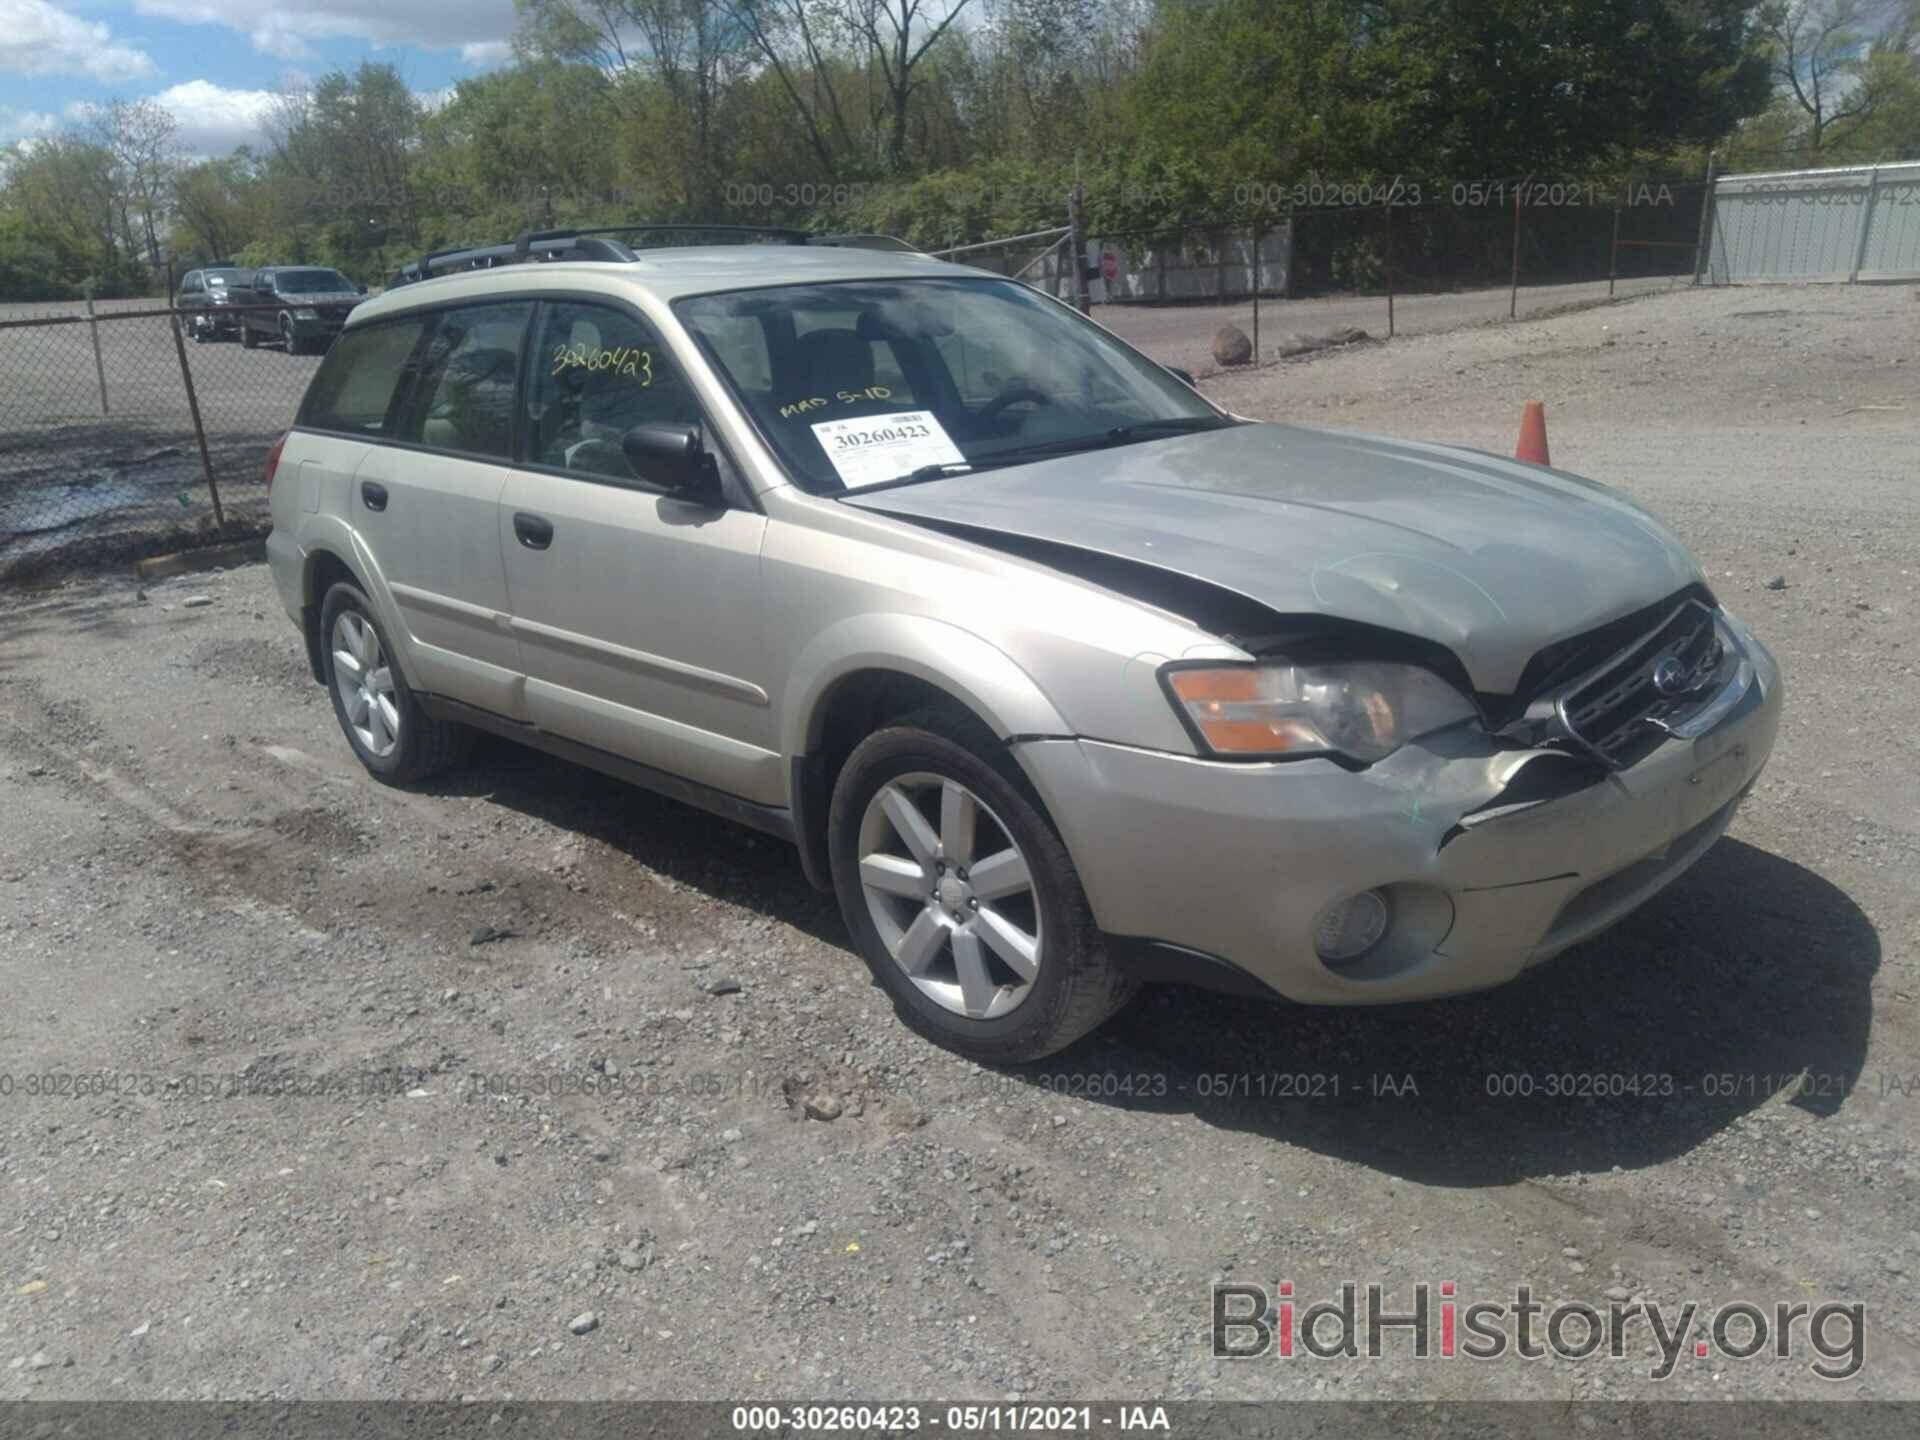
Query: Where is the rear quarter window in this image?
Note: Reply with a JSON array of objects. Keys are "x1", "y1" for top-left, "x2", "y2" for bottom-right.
[{"x1": 298, "y1": 317, "x2": 429, "y2": 436}]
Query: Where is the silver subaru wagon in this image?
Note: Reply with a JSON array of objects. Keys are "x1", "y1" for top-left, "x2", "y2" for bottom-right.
[{"x1": 265, "y1": 240, "x2": 1781, "y2": 1061}]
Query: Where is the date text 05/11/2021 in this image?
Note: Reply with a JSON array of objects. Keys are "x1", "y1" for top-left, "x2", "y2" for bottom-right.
[{"x1": 728, "y1": 1404, "x2": 1173, "y2": 1432}]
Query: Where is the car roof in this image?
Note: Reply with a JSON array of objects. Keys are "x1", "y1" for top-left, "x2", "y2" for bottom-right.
[{"x1": 349, "y1": 245, "x2": 998, "y2": 324}]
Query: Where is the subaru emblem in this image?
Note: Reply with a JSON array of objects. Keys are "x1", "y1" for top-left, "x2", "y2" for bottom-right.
[{"x1": 1651, "y1": 652, "x2": 1690, "y2": 696}]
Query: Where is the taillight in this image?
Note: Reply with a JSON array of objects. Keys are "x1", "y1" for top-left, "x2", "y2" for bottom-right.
[{"x1": 265, "y1": 431, "x2": 288, "y2": 495}]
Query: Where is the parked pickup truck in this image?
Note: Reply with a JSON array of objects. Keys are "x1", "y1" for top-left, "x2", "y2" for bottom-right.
[{"x1": 237, "y1": 266, "x2": 367, "y2": 354}]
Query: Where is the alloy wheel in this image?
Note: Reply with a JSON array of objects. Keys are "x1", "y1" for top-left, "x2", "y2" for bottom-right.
[
  {"x1": 857, "y1": 772, "x2": 1042, "y2": 1020},
  {"x1": 331, "y1": 611, "x2": 401, "y2": 758}
]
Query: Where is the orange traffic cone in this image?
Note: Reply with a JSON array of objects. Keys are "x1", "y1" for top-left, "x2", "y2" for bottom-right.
[{"x1": 1515, "y1": 400, "x2": 1550, "y2": 466}]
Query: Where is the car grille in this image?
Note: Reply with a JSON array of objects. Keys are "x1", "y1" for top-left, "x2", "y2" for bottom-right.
[{"x1": 1555, "y1": 599, "x2": 1723, "y2": 767}]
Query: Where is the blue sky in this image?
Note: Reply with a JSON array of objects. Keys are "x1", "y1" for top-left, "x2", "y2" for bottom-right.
[{"x1": 1, "y1": 0, "x2": 524, "y2": 151}]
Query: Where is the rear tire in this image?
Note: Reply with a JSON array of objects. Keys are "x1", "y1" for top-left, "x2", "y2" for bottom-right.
[
  {"x1": 318, "y1": 581, "x2": 470, "y2": 784},
  {"x1": 828, "y1": 710, "x2": 1135, "y2": 1062}
]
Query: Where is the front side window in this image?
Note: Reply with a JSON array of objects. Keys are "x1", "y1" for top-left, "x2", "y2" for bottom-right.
[
  {"x1": 676, "y1": 277, "x2": 1226, "y2": 494},
  {"x1": 298, "y1": 317, "x2": 430, "y2": 437},
  {"x1": 524, "y1": 301, "x2": 701, "y2": 484},
  {"x1": 392, "y1": 302, "x2": 530, "y2": 459}
]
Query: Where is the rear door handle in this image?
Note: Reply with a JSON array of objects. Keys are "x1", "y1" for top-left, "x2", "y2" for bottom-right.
[
  {"x1": 360, "y1": 481, "x2": 388, "y2": 512},
  {"x1": 513, "y1": 512, "x2": 554, "y2": 550}
]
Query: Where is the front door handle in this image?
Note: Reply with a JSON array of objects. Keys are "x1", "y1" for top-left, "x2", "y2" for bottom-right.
[
  {"x1": 513, "y1": 512, "x2": 554, "y2": 550},
  {"x1": 360, "y1": 481, "x2": 388, "y2": 512}
]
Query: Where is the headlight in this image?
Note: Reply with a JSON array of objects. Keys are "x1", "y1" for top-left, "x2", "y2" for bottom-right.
[
  {"x1": 1163, "y1": 660, "x2": 1478, "y2": 762},
  {"x1": 294, "y1": 307, "x2": 318, "y2": 320}
]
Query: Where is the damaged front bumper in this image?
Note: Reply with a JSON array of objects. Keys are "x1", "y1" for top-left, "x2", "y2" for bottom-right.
[{"x1": 1015, "y1": 629, "x2": 1781, "y2": 1005}]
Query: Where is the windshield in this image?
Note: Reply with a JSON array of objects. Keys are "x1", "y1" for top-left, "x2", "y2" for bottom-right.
[
  {"x1": 205, "y1": 269, "x2": 245, "y2": 287},
  {"x1": 275, "y1": 269, "x2": 354, "y2": 294},
  {"x1": 675, "y1": 277, "x2": 1229, "y2": 494}
]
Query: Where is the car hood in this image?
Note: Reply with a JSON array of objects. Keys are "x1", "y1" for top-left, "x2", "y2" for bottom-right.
[{"x1": 839, "y1": 421, "x2": 1705, "y2": 694}]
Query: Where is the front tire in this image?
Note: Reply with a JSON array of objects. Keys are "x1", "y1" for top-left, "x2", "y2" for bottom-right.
[
  {"x1": 319, "y1": 581, "x2": 469, "y2": 784},
  {"x1": 828, "y1": 713, "x2": 1135, "y2": 1062},
  {"x1": 279, "y1": 313, "x2": 303, "y2": 354},
  {"x1": 240, "y1": 322, "x2": 258, "y2": 350}
]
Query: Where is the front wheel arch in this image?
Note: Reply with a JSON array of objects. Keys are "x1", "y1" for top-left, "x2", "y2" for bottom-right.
[{"x1": 793, "y1": 665, "x2": 1063, "y2": 896}]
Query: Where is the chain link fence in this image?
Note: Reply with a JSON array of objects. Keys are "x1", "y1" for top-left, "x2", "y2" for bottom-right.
[
  {"x1": 917, "y1": 180, "x2": 1708, "y2": 380},
  {"x1": 0, "y1": 179, "x2": 1718, "y2": 584},
  {"x1": 0, "y1": 303, "x2": 315, "y2": 583}
]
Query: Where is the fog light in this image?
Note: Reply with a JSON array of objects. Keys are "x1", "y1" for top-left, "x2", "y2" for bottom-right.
[{"x1": 1315, "y1": 889, "x2": 1390, "y2": 963}]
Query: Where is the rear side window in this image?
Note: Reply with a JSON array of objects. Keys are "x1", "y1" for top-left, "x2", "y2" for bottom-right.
[
  {"x1": 393, "y1": 302, "x2": 531, "y2": 459},
  {"x1": 298, "y1": 317, "x2": 428, "y2": 437}
]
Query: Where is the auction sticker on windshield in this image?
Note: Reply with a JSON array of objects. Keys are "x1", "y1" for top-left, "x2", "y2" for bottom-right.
[{"x1": 812, "y1": 410, "x2": 965, "y2": 489}]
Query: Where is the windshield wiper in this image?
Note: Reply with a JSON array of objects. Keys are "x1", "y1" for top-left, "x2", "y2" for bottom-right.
[
  {"x1": 850, "y1": 416, "x2": 1232, "y2": 494},
  {"x1": 968, "y1": 415, "x2": 1230, "y2": 467}
]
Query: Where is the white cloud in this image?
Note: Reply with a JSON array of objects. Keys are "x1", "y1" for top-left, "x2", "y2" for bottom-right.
[
  {"x1": 0, "y1": 0, "x2": 157, "y2": 82},
  {"x1": 460, "y1": 40, "x2": 513, "y2": 67},
  {"x1": 62, "y1": 80, "x2": 279, "y2": 155},
  {"x1": 133, "y1": 0, "x2": 519, "y2": 59},
  {"x1": 0, "y1": 105, "x2": 60, "y2": 144},
  {"x1": 150, "y1": 80, "x2": 278, "y2": 154}
]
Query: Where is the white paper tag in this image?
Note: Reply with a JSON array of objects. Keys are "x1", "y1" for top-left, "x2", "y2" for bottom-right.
[{"x1": 811, "y1": 410, "x2": 966, "y2": 489}]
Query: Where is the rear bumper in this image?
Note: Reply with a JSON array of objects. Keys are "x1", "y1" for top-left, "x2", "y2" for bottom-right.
[{"x1": 1016, "y1": 631, "x2": 1781, "y2": 1005}]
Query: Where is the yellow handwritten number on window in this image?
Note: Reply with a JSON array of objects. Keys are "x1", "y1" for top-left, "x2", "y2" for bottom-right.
[{"x1": 552, "y1": 344, "x2": 653, "y2": 386}]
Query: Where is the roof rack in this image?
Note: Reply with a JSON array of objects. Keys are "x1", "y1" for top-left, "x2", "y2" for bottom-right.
[
  {"x1": 510, "y1": 223, "x2": 810, "y2": 260},
  {"x1": 390, "y1": 222, "x2": 917, "y2": 287}
]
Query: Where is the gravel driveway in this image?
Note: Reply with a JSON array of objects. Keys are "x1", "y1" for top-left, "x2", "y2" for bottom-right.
[{"x1": 1, "y1": 281, "x2": 1915, "y2": 1406}]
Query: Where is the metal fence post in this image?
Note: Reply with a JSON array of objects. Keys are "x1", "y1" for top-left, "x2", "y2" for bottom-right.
[
  {"x1": 1251, "y1": 220, "x2": 1261, "y2": 361},
  {"x1": 168, "y1": 309, "x2": 226, "y2": 530},
  {"x1": 1609, "y1": 183, "x2": 1623, "y2": 298},
  {"x1": 1509, "y1": 184, "x2": 1524, "y2": 319},
  {"x1": 1848, "y1": 166, "x2": 1881, "y2": 283},
  {"x1": 84, "y1": 286, "x2": 109, "y2": 416},
  {"x1": 1692, "y1": 152, "x2": 1718, "y2": 286},
  {"x1": 1067, "y1": 184, "x2": 1091, "y2": 315},
  {"x1": 1385, "y1": 203, "x2": 1396, "y2": 338}
]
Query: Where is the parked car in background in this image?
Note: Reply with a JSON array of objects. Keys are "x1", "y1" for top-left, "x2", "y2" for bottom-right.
[
  {"x1": 177, "y1": 266, "x2": 251, "y2": 341},
  {"x1": 237, "y1": 266, "x2": 367, "y2": 354},
  {"x1": 265, "y1": 235, "x2": 1782, "y2": 1063}
]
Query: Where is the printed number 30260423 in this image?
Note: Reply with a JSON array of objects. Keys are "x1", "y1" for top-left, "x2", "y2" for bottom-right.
[{"x1": 832, "y1": 422, "x2": 930, "y2": 449}]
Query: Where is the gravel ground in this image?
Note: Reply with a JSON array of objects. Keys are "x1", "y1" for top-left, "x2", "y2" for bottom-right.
[{"x1": 0, "y1": 280, "x2": 1916, "y2": 1404}]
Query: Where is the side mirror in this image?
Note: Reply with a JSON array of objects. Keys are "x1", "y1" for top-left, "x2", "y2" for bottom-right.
[
  {"x1": 1168, "y1": 366, "x2": 1197, "y2": 388},
  {"x1": 622, "y1": 422, "x2": 724, "y2": 505}
]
